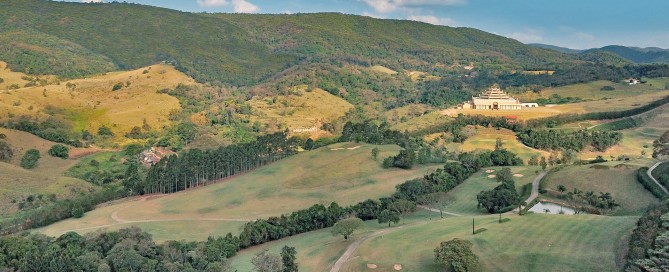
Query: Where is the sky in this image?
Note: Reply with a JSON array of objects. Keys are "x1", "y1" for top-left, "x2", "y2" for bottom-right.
[{"x1": 76, "y1": 0, "x2": 669, "y2": 49}]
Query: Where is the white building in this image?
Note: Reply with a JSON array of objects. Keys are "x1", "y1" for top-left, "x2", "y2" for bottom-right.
[{"x1": 460, "y1": 85, "x2": 534, "y2": 110}]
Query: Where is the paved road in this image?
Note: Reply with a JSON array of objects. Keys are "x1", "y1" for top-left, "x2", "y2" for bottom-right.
[
  {"x1": 647, "y1": 161, "x2": 669, "y2": 195},
  {"x1": 525, "y1": 171, "x2": 548, "y2": 204}
]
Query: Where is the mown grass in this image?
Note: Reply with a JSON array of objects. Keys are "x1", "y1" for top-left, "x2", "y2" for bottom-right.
[
  {"x1": 342, "y1": 214, "x2": 638, "y2": 272},
  {"x1": 441, "y1": 166, "x2": 540, "y2": 215},
  {"x1": 543, "y1": 162, "x2": 659, "y2": 215},
  {"x1": 229, "y1": 210, "x2": 439, "y2": 272},
  {"x1": 462, "y1": 127, "x2": 550, "y2": 162},
  {"x1": 37, "y1": 143, "x2": 440, "y2": 240}
]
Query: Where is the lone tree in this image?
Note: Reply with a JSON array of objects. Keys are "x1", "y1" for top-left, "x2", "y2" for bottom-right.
[
  {"x1": 371, "y1": 147, "x2": 379, "y2": 160},
  {"x1": 48, "y1": 144, "x2": 69, "y2": 159},
  {"x1": 377, "y1": 209, "x2": 400, "y2": 227},
  {"x1": 434, "y1": 239, "x2": 479, "y2": 272},
  {"x1": 251, "y1": 249, "x2": 281, "y2": 272},
  {"x1": 389, "y1": 199, "x2": 416, "y2": 224},
  {"x1": 331, "y1": 217, "x2": 364, "y2": 240},
  {"x1": 20, "y1": 149, "x2": 40, "y2": 169},
  {"x1": 280, "y1": 246, "x2": 298, "y2": 272}
]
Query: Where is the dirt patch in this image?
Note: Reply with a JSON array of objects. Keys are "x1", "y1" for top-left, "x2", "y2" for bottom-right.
[
  {"x1": 487, "y1": 174, "x2": 496, "y2": 179},
  {"x1": 590, "y1": 165, "x2": 610, "y2": 170},
  {"x1": 367, "y1": 263, "x2": 377, "y2": 269},
  {"x1": 513, "y1": 174, "x2": 524, "y2": 177},
  {"x1": 68, "y1": 147, "x2": 100, "y2": 159},
  {"x1": 485, "y1": 169, "x2": 495, "y2": 173},
  {"x1": 394, "y1": 264, "x2": 402, "y2": 270},
  {"x1": 614, "y1": 164, "x2": 634, "y2": 169}
]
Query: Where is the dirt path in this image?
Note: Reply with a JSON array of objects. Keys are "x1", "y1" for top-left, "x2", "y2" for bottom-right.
[
  {"x1": 329, "y1": 220, "x2": 440, "y2": 272},
  {"x1": 647, "y1": 161, "x2": 669, "y2": 195}
]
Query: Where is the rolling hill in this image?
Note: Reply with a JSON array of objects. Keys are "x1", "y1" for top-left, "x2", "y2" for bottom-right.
[
  {"x1": 530, "y1": 43, "x2": 669, "y2": 64},
  {"x1": 0, "y1": 0, "x2": 584, "y2": 87}
]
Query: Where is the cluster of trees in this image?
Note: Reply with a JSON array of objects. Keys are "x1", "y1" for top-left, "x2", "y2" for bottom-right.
[
  {"x1": 144, "y1": 132, "x2": 296, "y2": 195},
  {"x1": 0, "y1": 185, "x2": 127, "y2": 235},
  {"x1": 636, "y1": 167, "x2": 668, "y2": 200},
  {"x1": 2, "y1": 118, "x2": 83, "y2": 147},
  {"x1": 340, "y1": 121, "x2": 412, "y2": 148},
  {"x1": 653, "y1": 130, "x2": 669, "y2": 158},
  {"x1": 554, "y1": 186, "x2": 618, "y2": 211},
  {"x1": 477, "y1": 168, "x2": 520, "y2": 213},
  {"x1": 518, "y1": 129, "x2": 622, "y2": 151},
  {"x1": 251, "y1": 246, "x2": 298, "y2": 272},
  {"x1": 530, "y1": 94, "x2": 583, "y2": 105},
  {"x1": 625, "y1": 203, "x2": 669, "y2": 271},
  {"x1": 0, "y1": 227, "x2": 236, "y2": 272}
]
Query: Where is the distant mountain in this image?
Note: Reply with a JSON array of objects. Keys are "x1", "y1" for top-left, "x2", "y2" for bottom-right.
[
  {"x1": 529, "y1": 43, "x2": 583, "y2": 54},
  {"x1": 0, "y1": 0, "x2": 583, "y2": 86},
  {"x1": 529, "y1": 43, "x2": 669, "y2": 64},
  {"x1": 584, "y1": 45, "x2": 669, "y2": 64}
]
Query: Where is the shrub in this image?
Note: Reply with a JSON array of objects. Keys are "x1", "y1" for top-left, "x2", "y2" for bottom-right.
[
  {"x1": 111, "y1": 82, "x2": 123, "y2": 91},
  {"x1": 0, "y1": 140, "x2": 13, "y2": 162},
  {"x1": 20, "y1": 149, "x2": 40, "y2": 169},
  {"x1": 97, "y1": 125, "x2": 114, "y2": 136},
  {"x1": 600, "y1": 85, "x2": 615, "y2": 91},
  {"x1": 71, "y1": 204, "x2": 84, "y2": 218},
  {"x1": 48, "y1": 144, "x2": 69, "y2": 159}
]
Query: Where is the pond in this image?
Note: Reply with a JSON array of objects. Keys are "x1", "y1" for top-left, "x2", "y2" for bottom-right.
[{"x1": 529, "y1": 202, "x2": 577, "y2": 215}]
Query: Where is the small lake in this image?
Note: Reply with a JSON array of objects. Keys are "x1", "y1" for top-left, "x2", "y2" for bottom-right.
[{"x1": 529, "y1": 202, "x2": 577, "y2": 215}]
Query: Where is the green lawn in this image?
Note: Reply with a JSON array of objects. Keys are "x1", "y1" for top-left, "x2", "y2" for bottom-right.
[
  {"x1": 229, "y1": 210, "x2": 440, "y2": 272},
  {"x1": 543, "y1": 162, "x2": 659, "y2": 215},
  {"x1": 343, "y1": 214, "x2": 638, "y2": 272},
  {"x1": 440, "y1": 166, "x2": 541, "y2": 215}
]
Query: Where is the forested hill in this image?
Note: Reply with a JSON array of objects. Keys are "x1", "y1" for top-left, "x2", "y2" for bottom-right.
[
  {"x1": 584, "y1": 46, "x2": 669, "y2": 64},
  {"x1": 0, "y1": 0, "x2": 583, "y2": 86}
]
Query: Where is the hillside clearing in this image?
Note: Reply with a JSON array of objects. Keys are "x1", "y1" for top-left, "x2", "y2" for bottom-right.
[{"x1": 35, "y1": 143, "x2": 440, "y2": 240}]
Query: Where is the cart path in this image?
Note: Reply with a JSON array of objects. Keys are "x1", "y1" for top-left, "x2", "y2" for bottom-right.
[{"x1": 647, "y1": 161, "x2": 669, "y2": 195}]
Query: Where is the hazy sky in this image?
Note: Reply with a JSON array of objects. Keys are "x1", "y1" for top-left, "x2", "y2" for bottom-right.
[{"x1": 77, "y1": 0, "x2": 669, "y2": 49}]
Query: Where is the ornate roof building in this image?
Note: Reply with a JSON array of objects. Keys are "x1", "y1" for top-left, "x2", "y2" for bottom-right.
[{"x1": 459, "y1": 85, "x2": 537, "y2": 110}]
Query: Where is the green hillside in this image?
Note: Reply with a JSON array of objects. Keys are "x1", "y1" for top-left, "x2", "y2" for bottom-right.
[{"x1": 0, "y1": 0, "x2": 582, "y2": 86}]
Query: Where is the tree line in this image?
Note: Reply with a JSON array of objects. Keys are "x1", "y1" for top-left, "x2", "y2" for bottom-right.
[{"x1": 141, "y1": 132, "x2": 296, "y2": 195}]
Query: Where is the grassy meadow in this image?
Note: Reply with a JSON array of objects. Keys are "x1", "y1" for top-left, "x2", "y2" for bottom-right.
[
  {"x1": 462, "y1": 127, "x2": 550, "y2": 162},
  {"x1": 36, "y1": 143, "x2": 440, "y2": 240},
  {"x1": 0, "y1": 64, "x2": 186, "y2": 138},
  {"x1": 248, "y1": 87, "x2": 353, "y2": 139},
  {"x1": 0, "y1": 128, "x2": 97, "y2": 215}
]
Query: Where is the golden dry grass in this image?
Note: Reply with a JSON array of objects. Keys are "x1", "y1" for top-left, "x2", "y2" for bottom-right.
[
  {"x1": 369, "y1": 65, "x2": 398, "y2": 75},
  {"x1": 0, "y1": 61, "x2": 31, "y2": 90},
  {"x1": 249, "y1": 88, "x2": 353, "y2": 138},
  {"x1": 0, "y1": 64, "x2": 187, "y2": 138},
  {"x1": 0, "y1": 128, "x2": 96, "y2": 215}
]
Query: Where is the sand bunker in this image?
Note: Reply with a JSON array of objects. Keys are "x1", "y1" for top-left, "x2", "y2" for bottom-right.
[
  {"x1": 485, "y1": 169, "x2": 495, "y2": 173},
  {"x1": 347, "y1": 146, "x2": 361, "y2": 150},
  {"x1": 367, "y1": 264, "x2": 377, "y2": 269},
  {"x1": 488, "y1": 174, "x2": 496, "y2": 178},
  {"x1": 394, "y1": 264, "x2": 403, "y2": 270},
  {"x1": 330, "y1": 148, "x2": 344, "y2": 151},
  {"x1": 513, "y1": 174, "x2": 524, "y2": 177}
]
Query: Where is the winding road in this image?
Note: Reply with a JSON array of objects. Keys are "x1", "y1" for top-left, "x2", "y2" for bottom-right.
[{"x1": 647, "y1": 161, "x2": 669, "y2": 195}]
